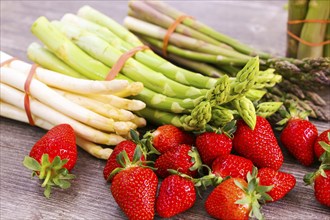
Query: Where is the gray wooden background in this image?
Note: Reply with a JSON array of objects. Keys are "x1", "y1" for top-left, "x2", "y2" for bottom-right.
[{"x1": 1, "y1": 1, "x2": 329, "y2": 219}]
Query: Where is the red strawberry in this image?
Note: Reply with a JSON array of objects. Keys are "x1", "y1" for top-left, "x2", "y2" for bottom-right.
[
  {"x1": 156, "y1": 175, "x2": 196, "y2": 218},
  {"x1": 258, "y1": 168, "x2": 296, "y2": 202},
  {"x1": 314, "y1": 129, "x2": 330, "y2": 160},
  {"x1": 154, "y1": 144, "x2": 201, "y2": 178},
  {"x1": 281, "y1": 118, "x2": 318, "y2": 166},
  {"x1": 314, "y1": 170, "x2": 330, "y2": 207},
  {"x1": 111, "y1": 167, "x2": 158, "y2": 220},
  {"x1": 144, "y1": 124, "x2": 195, "y2": 154},
  {"x1": 233, "y1": 116, "x2": 283, "y2": 170},
  {"x1": 23, "y1": 124, "x2": 77, "y2": 197},
  {"x1": 110, "y1": 149, "x2": 158, "y2": 220},
  {"x1": 205, "y1": 168, "x2": 272, "y2": 220},
  {"x1": 103, "y1": 140, "x2": 145, "y2": 182},
  {"x1": 212, "y1": 154, "x2": 253, "y2": 180},
  {"x1": 196, "y1": 132, "x2": 232, "y2": 166}
]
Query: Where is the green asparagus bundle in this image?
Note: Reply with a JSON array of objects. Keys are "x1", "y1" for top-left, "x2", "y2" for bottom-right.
[
  {"x1": 125, "y1": 0, "x2": 329, "y2": 121},
  {"x1": 27, "y1": 7, "x2": 282, "y2": 131},
  {"x1": 287, "y1": 0, "x2": 330, "y2": 59}
]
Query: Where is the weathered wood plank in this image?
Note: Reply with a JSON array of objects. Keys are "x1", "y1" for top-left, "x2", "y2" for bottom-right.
[{"x1": 1, "y1": 1, "x2": 329, "y2": 220}]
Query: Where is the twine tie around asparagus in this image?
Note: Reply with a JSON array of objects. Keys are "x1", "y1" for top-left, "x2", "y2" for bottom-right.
[
  {"x1": 162, "y1": 15, "x2": 193, "y2": 57},
  {"x1": 287, "y1": 19, "x2": 330, "y2": 47},
  {"x1": 24, "y1": 64, "x2": 39, "y2": 126},
  {"x1": 106, "y1": 45, "x2": 150, "y2": 81},
  {"x1": 1, "y1": 57, "x2": 36, "y2": 125}
]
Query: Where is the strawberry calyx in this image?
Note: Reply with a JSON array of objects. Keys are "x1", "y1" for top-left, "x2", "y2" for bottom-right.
[
  {"x1": 188, "y1": 146, "x2": 203, "y2": 172},
  {"x1": 305, "y1": 134, "x2": 330, "y2": 185},
  {"x1": 234, "y1": 167, "x2": 273, "y2": 220},
  {"x1": 23, "y1": 154, "x2": 75, "y2": 198},
  {"x1": 168, "y1": 167, "x2": 219, "y2": 190},
  {"x1": 195, "y1": 120, "x2": 237, "y2": 139},
  {"x1": 130, "y1": 129, "x2": 155, "y2": 157},
  {"x1": 277, "y1": 103, "x2": 310, "y2": 130},
  {"x1": 108, "y1": 145, "x2": 154, "y2": 180},
  {"x1": 141, "y1": 130, "x2": 161, "y2": 155},
  {"x1": 318, "y1": 132, "x2": 330, "y2": 163}
]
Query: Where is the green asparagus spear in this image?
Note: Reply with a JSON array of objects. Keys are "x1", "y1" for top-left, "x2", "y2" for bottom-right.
[{"x1": 27, "y1": 42, "x2": 87, "y2": 79}]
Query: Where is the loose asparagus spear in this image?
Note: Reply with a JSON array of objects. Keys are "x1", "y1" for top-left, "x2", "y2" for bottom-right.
[{"x1": 265, "y1": 57, "x2": 330, "y2": 90}]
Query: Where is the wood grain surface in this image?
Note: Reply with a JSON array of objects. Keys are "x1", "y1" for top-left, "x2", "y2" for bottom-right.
[{"x1": 1, "y1": 1, "x2": 329, "y2": 220}]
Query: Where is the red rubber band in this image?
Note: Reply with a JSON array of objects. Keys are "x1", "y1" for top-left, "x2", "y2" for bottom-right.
[
  {"x1": 24, "y1": 64, "x2": 38, "y2": 126},
  {"x1": 162, "y1": 15, "x2": 193, "y2": 57},
  {"x1": 1, "y1": 57, "x2": 17, "y2": 67},
  {"x1": 287, "y1": 19, "x2": 330, "y2": 47},
  {"x1": 106, "y1": 45, "x2": 149, "y2": 81}
]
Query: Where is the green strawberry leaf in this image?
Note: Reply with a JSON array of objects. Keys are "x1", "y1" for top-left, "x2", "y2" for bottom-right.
[
  {"x1": 257, "y1": 185, "x2": 273, "y2": 193},
  {"x1": 235, "y1": 197, "x2": 250, "y2": 205},
  {"x1": 132, "y1": 146, "x2": 143, "y2": 163},
  {"x1": 251, "y1": 202, "x2": 263, "y2": 220},
  {"x1": 247, "y1": 178, "x2": 257, "y2": 193},
  {"x1": 23, "y1": 156, "x2": 41, "y2": 171},
  {"x1": 319, "y1": 141, "x2": 330, "y2": 153},
  {"x1": 44, "y1": 185, "x2": 52, "y2": 199},
  {"x1": 234, "y1": 179, "x2": 247, "y2": 191},
  {"x1": 49, "y1": 156, "x2": 61, "y2": 169},
  {"x1": 261, "y1": 192, "x2": 273, "y2": 202},
  {"x1": 130, "y1": 129, "x2": 140, "y2": 143}
]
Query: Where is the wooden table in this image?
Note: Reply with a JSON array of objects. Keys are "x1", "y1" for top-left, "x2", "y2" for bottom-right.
[{"x1": 1, "y1": 1, "x2": 329, "y2": 219}]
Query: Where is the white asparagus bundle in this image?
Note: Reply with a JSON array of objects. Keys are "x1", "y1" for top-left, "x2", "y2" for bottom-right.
[
  {"x1": 0, "y1": 67, "x2": 138, "y2": 135},
  {"x1": 0, "y1": 101, "x2": 113, "y2": 159},
  {"x1": 0, "y1": 83, "x2": 125, "y2": 145},
  {"x1": 0, "y1": 51, "x2": 148, "y2": 159}
]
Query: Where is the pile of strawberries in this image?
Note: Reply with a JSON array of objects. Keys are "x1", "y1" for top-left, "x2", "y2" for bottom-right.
[
  {"x1": 101, "y1": 115, "x2": 330, "y2": 219},
  {"x1": 22, "y1": 113, "x2": 329, "y2": 219}
]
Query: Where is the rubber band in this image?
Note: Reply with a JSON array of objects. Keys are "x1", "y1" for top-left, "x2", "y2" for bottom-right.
[
  {"x1": 24, "y1": 64, "x2": 38, "y2": 126},
  {"x1": 288, "y1": 19, "x2": 330, "y2": 25},
  {"x1": 162, "y1": 15, "x2": 193, "y2": 57},
  {"x1": 287, "y1": 19, "x2": 330, "y2": 47},
  {"x1": 0, "y1": 57, "x2": 17, "y2": 67},
  {"x1": 106, "y1": 45, "x2": 149, "y2": 81}
]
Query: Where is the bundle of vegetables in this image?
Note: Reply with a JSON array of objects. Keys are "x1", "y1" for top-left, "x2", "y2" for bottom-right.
[
  {"x1": 0, "y1": 51, "x2": 146, "y2": 159},
  {"x1": 26, "y1": 6, "x2": 282, "y2": 131},
  {"x1": 287, "y1": 0, "x2": 330, "y2": 59},
  {"x1": 125, "y1": 0, "x2": 330, "y2": 121}
]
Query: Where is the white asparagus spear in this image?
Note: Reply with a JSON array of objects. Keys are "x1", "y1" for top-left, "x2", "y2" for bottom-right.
[
  {"x1": 0, "y1": 83, "x2": 125, "y2": 145},
  {"x1": 87, "y1": 93, "x2": 146, "y2": 111},
  {"x1": 75, "y1": 138, "x2": 113, "y2": 160},
  {"x1": 0, "y1": 101, "x2": 113, "y2": 160},
  {"x1": 130, "y1": 114, "x2": 147, "y2": 127},
  {"x1": 112, "y1": 82, "x2": 144, "y2": 97},
  {"x1": 0, "y1": 51, "x2": 130, "y2": 95},
  {"x1": 53, "y1": 88, "x2": 135, "y2": 121},
  {"x1": 0, "y1": 67, "x2": 137, "y2": 134}
]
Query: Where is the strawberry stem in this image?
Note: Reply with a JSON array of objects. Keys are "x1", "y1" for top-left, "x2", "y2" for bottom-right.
[{"x1": 41, "y1": 169, "x2": 52, "y2": 187}]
